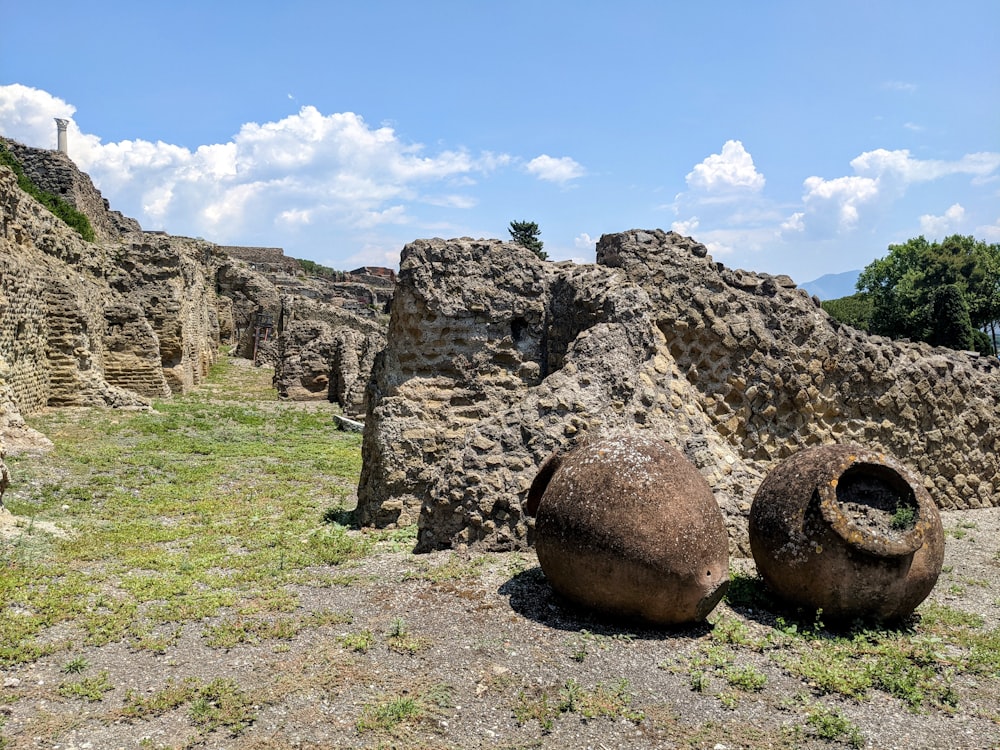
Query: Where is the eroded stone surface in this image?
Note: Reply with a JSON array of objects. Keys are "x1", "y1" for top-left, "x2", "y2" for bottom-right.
[
  {"x1": 359, "y1": 230, "x2": 1000, "y2": 554},
  {"x1": 274, "y1": 296, "x2": 386, "y2": 414}
]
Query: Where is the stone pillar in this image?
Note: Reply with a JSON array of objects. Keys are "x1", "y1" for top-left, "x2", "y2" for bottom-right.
[{"x1": 55, "y1": 118, "x2": 69, "y2": 154}]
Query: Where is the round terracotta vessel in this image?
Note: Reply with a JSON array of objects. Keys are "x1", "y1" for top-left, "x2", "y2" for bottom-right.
[
  {"x1": 748, "y1": 444, "x2": 944, "y2": 622},
  {"x1": 525, "y1": 432, "x2": 730, "y2": 625}
]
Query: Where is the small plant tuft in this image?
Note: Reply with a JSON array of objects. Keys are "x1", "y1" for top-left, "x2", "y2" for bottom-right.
[
  {"x1": 58, "y1": 670, "x2": 114, "y2": 702},
  {"x1": 805, "y1": 705, "x2": 865, "y2": 748},
  {"x1": 890, "y1": 504, "x2": 917, "y2": 530}
]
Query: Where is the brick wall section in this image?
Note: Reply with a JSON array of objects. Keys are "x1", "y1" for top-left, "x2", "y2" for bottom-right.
[{"x1": 0, "y1": 250, "x2": 50, "y2": 413}]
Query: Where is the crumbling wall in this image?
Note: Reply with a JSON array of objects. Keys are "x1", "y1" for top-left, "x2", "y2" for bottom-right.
[
  {"x1": 108, "y1": 234, "x2": 223, "y2": 393},
  {"x1": 273, "y1": 295, "x2": 386, "y2": 413},
  {"x1": 215, "y1": 260, "x2": 282, "y2": 361},
  {"x1": 0, "y1": 164, "x2": 149, "y2": 411},
  {"x1": 358, "y1": 231, "x2": 1000, "y2": 554},
  {"x1": 1, "y1": 137, "x2": 141, "y2": 241},
  {"x1": 220, "y1": 245, "x2": 301, "y2": 274},
  {"x1": 0, "y1": 145, "x2": 228, "y2": 426}
]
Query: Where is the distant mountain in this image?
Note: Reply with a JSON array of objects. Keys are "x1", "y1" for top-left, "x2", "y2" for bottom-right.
[{"x1": 799, "y1": 270, "x2": 861, "y2": 300}]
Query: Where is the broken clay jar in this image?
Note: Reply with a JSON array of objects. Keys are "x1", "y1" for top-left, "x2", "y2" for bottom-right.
[
  {"x1": 748, "y1": 443, "x2": 944, "y2": 622},
  {"x1": 525, "y1": 432, "x2": 730, "y2": 625}
]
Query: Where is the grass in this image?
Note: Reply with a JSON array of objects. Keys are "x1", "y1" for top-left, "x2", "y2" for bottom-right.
[
  {"x1": 57, "y1": 670, "x2": 114, "y2": 702},
  {"x1": 385, "y1": 617, "x2": 426, "y2": 654},
  {"x1": 355, "y1": 683, "x2": 453, "y2": 734},
  {"x1": 804, "y1": 704, "x2": 865, "y2": 748},
  {"x1": 0, "y1": 356, "x2": 369, "y2": 670},
  {"x1": 512, "y1": 678, "x2": 644, "y2": 730}
]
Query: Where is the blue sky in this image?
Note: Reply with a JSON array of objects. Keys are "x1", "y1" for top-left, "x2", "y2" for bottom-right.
[{"x1": 1, "y1": 1, "x2": 998, "y2": 283}]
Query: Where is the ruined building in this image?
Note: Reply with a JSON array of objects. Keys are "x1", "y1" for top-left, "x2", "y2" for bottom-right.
[
  {"x1": 0, "y1": 135, "x2": 388, "y2": 480},
  {"x1": 358, "y1": 231, "x2": 1000, "y2": 553}
]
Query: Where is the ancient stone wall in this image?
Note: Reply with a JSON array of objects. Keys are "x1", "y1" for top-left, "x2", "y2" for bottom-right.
[
  {"x1": 358, "y1": 231, "x2": 1000, "y2": 554},
  {"x1": 220, "y1": 246, "x2": 301, "y2": 274},
  {"x1": 0, "y1": 164, "x2": 152, "y2": 411},
  {"x1": 273, "y1": 295, "x2": 386, "y2": 413},
  {"x1": 108, "y1": 234, "x2": 223, "y2": 393},
  {"x1": 1, "y1": 137, "x2": 141, "y2": 241},
  {"x1": 0, "y1": 141, "x2": 232, "y2": 427},
  {"x1": 214, "y1": 260, "x2": 282, "y2": 361},
  {"x1": 0, "y1": 247, "x2": 50, "y2": 414}
]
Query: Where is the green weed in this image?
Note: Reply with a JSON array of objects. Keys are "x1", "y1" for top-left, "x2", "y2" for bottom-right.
[
  {"x1": 513, "y1": 678, "x2": 643, "y2": 728},
  {"x1": 61, "y1": 655, "x2": 89, "y2": 674},
  {"x1": 724, "y1": 664, "x2": 768, "y2": 692},
  {"x1": 58, "y1": 670, "x2": 114, "y2": 702},
  {"x1": 805, "y1": 705, "x2": 865, "y2": 748},
  {"x1": 187, "y1": 678, "x2": 256, "y2": 736},
  {"x1": 385, "y1": 617, "x2": 426, "y2": 654},
  {"x1": 890, "y1": 504, "x2": 916, "y2": 530},
  {"x1": 338, "y1": 629, "x2": 375, "y2": 653},
  {"x1": 355, "y1": 683, "x2": 453, "y2": 734}
]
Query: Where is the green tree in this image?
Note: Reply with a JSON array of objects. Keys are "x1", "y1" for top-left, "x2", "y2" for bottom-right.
[
  {"x1": 508, "y1": 220, "x2": 547, "y2": 260},
  {"x1": 855, "y1": 236, "x2": 929, "y2": 340},
  {"x1": 854, "y1": 234, "x2": 1000, "y2": 354},
  {"x1": 821, "y1": 293, "x2": 872, "y2": 331},
  {"x1": 929, "y1": 284, "x2": 974, "y2": 350}
]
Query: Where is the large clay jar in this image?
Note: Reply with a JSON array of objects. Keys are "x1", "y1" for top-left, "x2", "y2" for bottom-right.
[
  {"x1": 748, "y1": 444, "x2": 944, "y2": 622},
  {"x1": 525, "y1": 432, "x2": 730, "y2": 625}
]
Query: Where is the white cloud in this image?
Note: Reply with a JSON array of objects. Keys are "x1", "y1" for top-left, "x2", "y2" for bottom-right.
[
  {"x1": 903, "y1": 122, "x2": 924, "y2": 132},
  {"x1": 919, "y1": 203, "x2": 965, "y2": 237},
  {"x1": 574, "y1": 232, "x2": 597, "y2": 250},
  {"x1": 686, "y1": 140, "x2": 765, "y2": 193},
  {"x1": 850, "y1": 148, "x2": 1000, "y2": 184},
  {"x1": 0, "y1": 84, "x2": 75, "y2": 148},
  {"x1": 883, "y1": 81, "x2": 917, "y2": 93},
  {"x1": 975, "y1": 218, "x2": 1000, "y2": 242},
  {"x1": 278, "y1": 208, "x2": 312, "y2": 226},
  {"x1": 525, "y1": 154, "x2": 585, "y2": 183},
  {"x1": 671, "y1": 217, "x2": 700, "y2": 235},
  {"x1": 423, "y1": 194, "x2": 478, "y2": 209},
  {"x1": 780, "y1": 212, "x2": 805, "y2": 234},
  {"x1": 794, "y1": 149, "x2": 1000, "y2": 237},
  {"x1": 801, "y1": 174, "x2": 880, "y2": 231},
  {"x1": 0, "y1": 85, "x2": 516, "y2": 251}
]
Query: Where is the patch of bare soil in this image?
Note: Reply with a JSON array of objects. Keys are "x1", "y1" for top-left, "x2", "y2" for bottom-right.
[{"x1": 0, "y1": 508, "x2": 70, "y2": 541}]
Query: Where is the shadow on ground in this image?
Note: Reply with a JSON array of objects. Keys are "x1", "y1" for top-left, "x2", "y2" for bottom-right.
[{"x1": 497, "y1": 565, "x2": 712, "y2": 640}]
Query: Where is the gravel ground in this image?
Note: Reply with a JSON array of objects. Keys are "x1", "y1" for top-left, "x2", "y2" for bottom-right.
[{"x1": 1, "y1": 503, "x2": 998, "y2": 750}]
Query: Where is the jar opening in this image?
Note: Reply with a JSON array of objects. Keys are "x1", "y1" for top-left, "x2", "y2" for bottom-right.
[
  {"x1": 822, "y1": 461, "x2": 924, "y2": 556},
  {"x1": 836, "y1": 464, "x2": 919, "y2": 535}
]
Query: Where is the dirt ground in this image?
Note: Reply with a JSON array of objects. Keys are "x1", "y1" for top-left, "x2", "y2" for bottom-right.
[{"x1": 0, "y1": 502, "x2": 997, "y2": 750}]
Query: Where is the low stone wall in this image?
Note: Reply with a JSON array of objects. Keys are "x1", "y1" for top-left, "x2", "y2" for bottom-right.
[
  {"x1": 220, "y1": 245, "x2": 302, "y2": 274},
  {"x1": 358, "y1": 230, "x2": 1000, "y2": 554}
]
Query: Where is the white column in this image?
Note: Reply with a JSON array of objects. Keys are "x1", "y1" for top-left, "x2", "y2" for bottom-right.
[{"x1": 55, "y1": 118, "x2": 69, "y2": 154}]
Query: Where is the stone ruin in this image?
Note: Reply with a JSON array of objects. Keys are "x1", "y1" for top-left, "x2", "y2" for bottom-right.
[
  {"x1": 273, "y1": 296, "x2": 386, "y2": 414},
  {"x1": 358, "y1": 230, "x2": 1000, "y2": 554},
  {"x1": 5, "y1": 132, "x2": 998, "y2": 562},
  {"x1": 0, "y1": 137, "x2": 388, "y2": 487}
]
